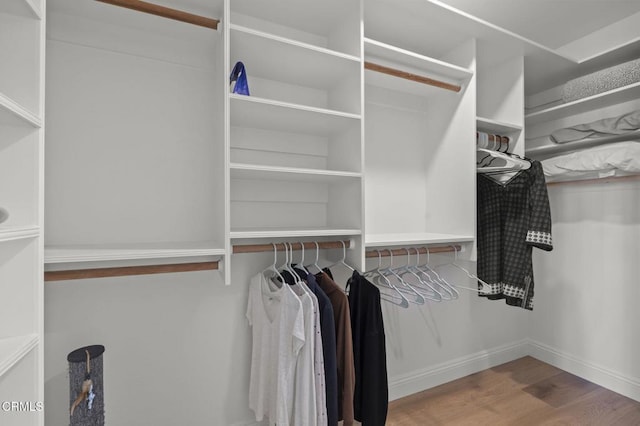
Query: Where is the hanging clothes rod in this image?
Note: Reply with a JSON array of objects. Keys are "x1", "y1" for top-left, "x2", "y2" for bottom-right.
[
  {"x1": 44, "y1": 261, "x2": 219, "y2": 282},
  {"x1": 233, "y1": 240, "x2": 351, "y2": 254},
  {"x1": 95, "y1": 0, "x2": 220, "y2": 30},
  {"x1": 365, "y1": 245, "x2": 461, "y2": 258},
  {"x1": 364, "y1": 61, "x2": 461, "y2": 93}
]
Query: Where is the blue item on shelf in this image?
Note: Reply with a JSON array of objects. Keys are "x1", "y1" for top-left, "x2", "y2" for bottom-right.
[{"x1": 230, "y1": 61, "x2": 250, "y2": 96}]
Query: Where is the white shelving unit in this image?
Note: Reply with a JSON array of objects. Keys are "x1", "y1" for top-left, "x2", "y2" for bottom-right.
[
  {"x1": 0, "y1": 0, "x2": 44, "y2": 421},
  {"x1": 225, "y1": 0, "x2": 363, "y2": 276},
  {"x1": 44, "y1": 0, "x2": 226, "y2": 279},
  {"x1": 362, "y1": 7, "x2": 476, "y2": 260}
]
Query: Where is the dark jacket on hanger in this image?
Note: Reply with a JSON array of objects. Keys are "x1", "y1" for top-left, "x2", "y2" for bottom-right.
[
  {"x1": 347, "y1": 271, "x2": 388, "y2": 426},
  {"x1": 316, "y1": 270, "x2": 356, "y2": 426},
  {"x1": 477, "y1": 160, "x2": 553, "y2": 310}
]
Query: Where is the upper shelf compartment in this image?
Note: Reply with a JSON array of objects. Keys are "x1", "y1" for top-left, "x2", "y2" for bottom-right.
[
  {"x1": 525, "y1": 82, "x2": 640, "y2": 125},
  {"x1": 230, "y1": 24, "x2": 361, "y2": 115},
  {"x1": 364, "y1": 38, "x2": 472, "y2": 97},
  {"x1": 230, "y1": 0, "x2": 361, "y2": 58}
]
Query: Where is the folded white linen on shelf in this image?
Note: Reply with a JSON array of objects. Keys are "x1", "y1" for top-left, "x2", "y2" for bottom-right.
[
  {"x1": 542, "y1": 141, "x2": 640, "y2": 181},
  {"x1": 550, "y1": 109, "x2": 640, "y2": 143}
]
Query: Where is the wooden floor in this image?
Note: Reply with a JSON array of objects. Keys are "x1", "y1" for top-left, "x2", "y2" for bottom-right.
[{"x1": 387, "y1": 356, "x2": 640, "y2": 425}]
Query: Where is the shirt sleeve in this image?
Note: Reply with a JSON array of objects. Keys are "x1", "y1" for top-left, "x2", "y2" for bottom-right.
[
  {"x1": 292, "y1": 297, "x2": 306, "y2": 356},
  {"x1": 526, "y1": 161, "x2": 553, "y2": 251}
]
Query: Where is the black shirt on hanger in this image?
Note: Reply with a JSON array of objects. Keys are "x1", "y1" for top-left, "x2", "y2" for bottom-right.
[{"x1": 347, "y1": 270, "x2": 388, "y2": 426}]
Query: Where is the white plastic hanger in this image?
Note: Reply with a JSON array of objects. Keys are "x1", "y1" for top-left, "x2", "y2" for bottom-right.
[
  {"x1": 476, "y1": 148, "x2": 531, "y2": 173},
  {"x1": 304, "y1": 241, "x2": 323, "y2": 274},
  {"x1": 262, "y1": 243, "x2": 285, "y2": 291},
  {"x1": 440, "y1": 245, "x2": 493, "y2": 294},
  {"x1": 381, "y1": 250, "x2": 425, "y2": 305},
  {"x1": 327, "y1": 240, "x2": 355, "y2": 273},
  {"x1": 396, "y1": 248, "x2": 442, "y2": 302},
  {"x1": 417, "y1": 247, "x2": 459, "y2": 300},
  {"x1": 364, "y1": 250, "x2": 410, "y2": 308}
]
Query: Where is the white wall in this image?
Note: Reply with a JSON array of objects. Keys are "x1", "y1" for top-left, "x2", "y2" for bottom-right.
[{"x1": 530, "y1": 179, "x2": 640, "y2": 401}]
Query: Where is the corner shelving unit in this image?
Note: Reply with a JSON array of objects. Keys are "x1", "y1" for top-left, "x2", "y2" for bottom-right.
[{"x1": 0, "y1": 0, "x2": 44, "y2": 423}]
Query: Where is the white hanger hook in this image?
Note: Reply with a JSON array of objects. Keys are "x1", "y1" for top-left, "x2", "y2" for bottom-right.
[
  {"x1": 299, "y1": 241, "x2": 305, "y2": 265},
  {"x1": 271, "y1": 243, "x2": 278, "y2": 267}
]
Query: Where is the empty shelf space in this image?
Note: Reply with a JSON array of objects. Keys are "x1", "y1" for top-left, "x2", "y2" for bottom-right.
[
  {"x1": 230, "y1": 94, "x2": 360, "y2": 136},
  {"x1": 231, "y1": 227, "x2": 362, "y2": 239},
  {"x1": 365, "y1": 232, "x2": 475, "y2": 248},
  {"x1": 0, "y1": 226, "x2": 40, "y2": 243},
  {"x1": 0, "y1": 92, "x2": 41, "y2": 128},
  {"x1": 476, "y1": 117, "x2": 522, "y2": 134},
  {"x1": 525, "y1": 82, "x2": 640, "y2": 125},
  {"x1": 0, "y1": 0, "x2": 41, "y2": 19},
  {"x1": 45, "y1": 241, "x2": 226, "y2": 264},
  {"x1": 230, "y1": 24, "x2": 360, "y2": 90},
  {"x1": 0, "y1": 334, "x2": 39, "y2": 378},
  {"x1": 230, "y1": 163, "x2": 361, "y2": 183}
]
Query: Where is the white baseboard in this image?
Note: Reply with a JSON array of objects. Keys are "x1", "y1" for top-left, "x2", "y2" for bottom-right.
[
  {"x1": 388, "y1": 339, "x2": 530, "y2": 401},
  {"x1": 526, "y1": 339, "x2": 640, "y2": 403}
]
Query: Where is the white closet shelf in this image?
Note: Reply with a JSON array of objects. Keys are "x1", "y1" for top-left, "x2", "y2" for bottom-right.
[
  {"x1": 0, "y1": 334, "x2": 39, "y2": 378},
  {"x1": 230, "y1": 24, "x2": 360, "y2": 90},
  {"x1": 0, "y1": 0, "x2": 41, "y2": 19},
  {"x1": 0, "y1": 226, "x2": 40, "y2": 243},
  {"x1": 230, "y1": 163, "x2": 361, "y2": 183},
  {"x1": 365, "y1": 232, "x2": 475, "y2": 247},
  {"x1": 0, "y1": 92, "x2": 42, "y2": 128},
  {"x1": 44, "y1": 242, "x2": 225, "y2": 264},
  {"x1": 525, "y1": 82, "x2": 640, "y2": 125},
  {"x1": 230, "y1": 228, "x2": 362, "y2": 239},
  {"x1": 230, "y1": 94, "x2": 361, "y2": 136},
  {"x1": 476, "y1": 117, "x2": 523, "y2": 134},
  {"x1": 364, "y1": 37, "x2": 470, "y2": 96}
]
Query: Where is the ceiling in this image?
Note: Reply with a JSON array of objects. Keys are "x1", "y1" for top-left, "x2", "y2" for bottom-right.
[{"x1": 438, "y1": 0, "x2": 640, "y2": 50}]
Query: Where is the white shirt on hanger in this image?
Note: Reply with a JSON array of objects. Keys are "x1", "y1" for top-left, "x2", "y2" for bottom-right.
[
  {"x1": 290, "y1": 283, "x2": 318, "y2": 426},
  {"x1": 246, "y1": 273, "x2": 305, "y2": 425}
]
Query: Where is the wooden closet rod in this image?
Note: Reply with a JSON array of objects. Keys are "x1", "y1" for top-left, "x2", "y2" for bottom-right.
[
  {"x1": 233, "y1": 240, "x2": 351, "y2": 254},
  {"x1": 96, "y1": 0, "x2": 220, "y2": 30},
  {"x1": 365, "y1": 245, "x2": 461, "y2": 258},
  {"x1": 364, "y1": 61, "x2": 461, "y2": 93},
  {"x1": 44, "y1": 261, "x2": 219, "y2": 282}
]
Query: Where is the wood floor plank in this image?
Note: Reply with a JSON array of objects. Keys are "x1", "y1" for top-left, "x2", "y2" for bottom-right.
[
  {"x1": 387, "y1": 356, "x2": 640, "y2": 426},
  {"x1": 522, "y1": 371, "x2": 599, "y2": 408}
]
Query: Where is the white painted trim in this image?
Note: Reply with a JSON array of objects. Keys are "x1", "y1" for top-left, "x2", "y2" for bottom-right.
[
  {"x1": 527, "y1": 339, "x2": 640, "y2": 403},
  {"x1": 388, "y1": 339, "x2": 529, "y2": 401}
]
